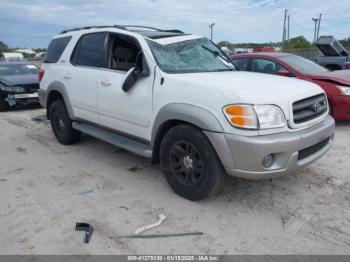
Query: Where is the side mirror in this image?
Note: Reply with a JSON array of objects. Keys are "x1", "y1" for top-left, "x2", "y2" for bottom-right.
[
  {"x1": 276, "y1": 69, "x2": 291, "y2": 77},
  {"x1": 122, "y1": 67, "x2": 139, "y2": 92}
]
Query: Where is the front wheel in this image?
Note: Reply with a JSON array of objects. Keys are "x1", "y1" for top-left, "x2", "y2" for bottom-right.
[
  {"x1": 160, "y1": 124, "x2": 226, "y2": 201},
  {"x1": 49, "y1": 100, "x2": 81, "y2": 145}
]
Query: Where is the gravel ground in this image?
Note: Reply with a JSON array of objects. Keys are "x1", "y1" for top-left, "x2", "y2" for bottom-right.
[{"x1": 0, "y1": 108, "x2": 350, "y2": 255}]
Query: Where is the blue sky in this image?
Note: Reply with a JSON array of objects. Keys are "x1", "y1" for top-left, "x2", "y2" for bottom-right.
[{"x1": 0, "y1": 0, "x2": 349, "y2": 48}]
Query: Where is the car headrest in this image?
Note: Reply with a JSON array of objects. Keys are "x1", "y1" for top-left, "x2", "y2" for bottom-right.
[{"x1": 113, "y1": 47, "x2": 134, "y2": 60}]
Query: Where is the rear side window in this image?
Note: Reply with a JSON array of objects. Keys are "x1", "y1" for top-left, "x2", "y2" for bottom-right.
[
  {"x1": 71, "y1": 32, "x2": 107, "y2": 67},
  {"x1": 45, "y1": 36, "x2": 72, "y2": 63}
]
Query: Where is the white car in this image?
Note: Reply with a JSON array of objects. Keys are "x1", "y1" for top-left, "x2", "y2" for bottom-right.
[{"x1": 39, "y1": 25, "x2": 335, "y2": 200}]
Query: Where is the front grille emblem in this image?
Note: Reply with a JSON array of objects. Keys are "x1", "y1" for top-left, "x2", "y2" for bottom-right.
[{"x1": 310, "y1": 100, "x2": 325, "y2": 113}]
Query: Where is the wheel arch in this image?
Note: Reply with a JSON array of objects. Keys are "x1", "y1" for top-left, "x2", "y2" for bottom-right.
[
  {"x1": 151, "y1": 103, "x2": 224, "y2": 164},
  {"x1": 46, "y1": 81, "x2": 75, "y2": 120}
]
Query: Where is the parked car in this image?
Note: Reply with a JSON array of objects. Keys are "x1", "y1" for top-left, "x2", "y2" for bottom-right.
[
  {"x1": 0, "y1": 61, "x2": 40, "y2": 111},
  {"x1": 39, "y1": 25, "x2": 334, "y2": 200},
  {"x1": 314, "y1": 35, "x2": 349, "y2": 71},
  {"x1": 230, "y1": 52, "x2": 350, "y2": 121}
]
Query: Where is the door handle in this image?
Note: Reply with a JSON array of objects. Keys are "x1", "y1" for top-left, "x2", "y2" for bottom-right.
[{"x1": 100, "y1": 80, "x2": 112, "y2": 87}]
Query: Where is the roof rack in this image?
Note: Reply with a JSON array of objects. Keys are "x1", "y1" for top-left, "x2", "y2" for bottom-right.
[{"x1": 59, "y1": 25, "x2": 184, "y2": 35}]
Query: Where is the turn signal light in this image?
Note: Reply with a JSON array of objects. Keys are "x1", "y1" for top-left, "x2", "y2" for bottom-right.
[{"x1": 223, "y1": 105, "x2": 258, "y2": 129}]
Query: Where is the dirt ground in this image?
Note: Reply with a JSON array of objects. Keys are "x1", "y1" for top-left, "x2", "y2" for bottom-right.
[{"x1": 0, "y1": 108, "x2": 350, "y2": 255}]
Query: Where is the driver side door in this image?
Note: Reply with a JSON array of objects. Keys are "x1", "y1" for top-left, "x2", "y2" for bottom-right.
[{"x1": 97, "y1": 33, "x2": 154, "y2": 141}]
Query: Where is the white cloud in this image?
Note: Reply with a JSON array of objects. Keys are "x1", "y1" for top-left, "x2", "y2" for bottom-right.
[{"x1": 0, "y1": 0, "x2": 349, "y2": 47}]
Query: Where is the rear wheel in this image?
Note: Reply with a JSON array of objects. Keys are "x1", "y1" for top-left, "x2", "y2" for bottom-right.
[
  {"x1": 160, "y1": 124, "x2": 226, "y2": 201},
  {"x1": 49, "y1": 100, "x2": 81, "y2": 145},
  {"x1": 0, "y1": 97, "x2": 8, "y2": 112}
]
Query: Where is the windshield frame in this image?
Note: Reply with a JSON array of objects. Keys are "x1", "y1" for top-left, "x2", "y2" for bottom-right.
[
  {"x1": 146, "y1": 37, "x2": 237, "y2": 74},
  {"x1": 279, "y1": 55, "x2": 329, "y2": 75}
]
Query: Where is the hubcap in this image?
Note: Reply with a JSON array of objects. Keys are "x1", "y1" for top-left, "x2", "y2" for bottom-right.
[
  {"x1": 169, "y1": 141, "x2": 203, "y2": 186},
  {"x1": 52, "y1": 112, "x2": 65, "y2": 134}
]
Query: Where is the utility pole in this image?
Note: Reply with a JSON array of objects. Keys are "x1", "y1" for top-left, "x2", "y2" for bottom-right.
[
  {"x1": 282, "y1": 9, "x2": 288, "y2": 44},
  {"x1": 209, "y1": 23, "x2": 215, "y2": 41},
  {"x1": 316, "y1": 13, "x2": 322, "y2": 40},
  {"x1": 312, "y1": 17, "x2": 319, "y2": 43},
  {"x1": 287, "y1": 15, "x2": 290, "y2": 41}
]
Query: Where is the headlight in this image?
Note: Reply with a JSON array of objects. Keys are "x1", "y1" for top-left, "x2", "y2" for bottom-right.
[
  {"x1": 254, "y1": 105, "x2": 286, "y2": 129},
  {"x1": 337, "y1": 86, "x2": 350, "y2": 96},
  {"x1": 0, "y1": 86, "x2": 25, "y2": 93},
  {"x1": 223, "y1": 104, "x2": 286, "y2": 130}
]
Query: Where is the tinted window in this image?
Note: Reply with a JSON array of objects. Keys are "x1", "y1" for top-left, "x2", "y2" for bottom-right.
[
  {"x1": 232, "y1": 58, "x2": 249, "y2": 71},
  {"x1": 45, "y1": 36, "x2": 71, "y2": 63},
  {"x1": 251, "y1": 58, "x2": 286, "y2": 75},
  {"x1": 72, "y1": 33, "x2": 107, "y2": 67}
]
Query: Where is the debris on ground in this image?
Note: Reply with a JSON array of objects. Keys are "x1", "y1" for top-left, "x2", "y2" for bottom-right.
[
  {"x1": 128, "y1": 166, "x2": 143, "y2": 172},
  {"x1": 75, "y1": 223, "x2": 94, "y2": 244},
  {"x1": 116, "y1": 232, "x2": 204, "y2": 239},
  {"x1": 78, "y1": 189, "x2": 94, "y2": 196},
  {"x1": 31, "y1": 114, "x2": 48, "y2": 122},
  {"x1": 134, "y1": 213, "x2": 167, "y2": 235}
]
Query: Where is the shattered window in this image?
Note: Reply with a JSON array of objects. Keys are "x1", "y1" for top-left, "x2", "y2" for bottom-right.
[{"x1": 147, "y1": 38, "x2": 235, "y2": 73}]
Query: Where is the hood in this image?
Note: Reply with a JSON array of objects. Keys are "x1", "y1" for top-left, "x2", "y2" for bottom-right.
[
  {"x1": 0, "y1": 74, "x2": 39, "y2": 86},
  {"x1": 309, "y1": 70, "x2": 350, "y2": 86},
  {"x1": 166, "y1": 71, "x2": 323, "y2": 104},
  {"x1": 163, "y1": 71, "x2": 325, "y2": 123}
]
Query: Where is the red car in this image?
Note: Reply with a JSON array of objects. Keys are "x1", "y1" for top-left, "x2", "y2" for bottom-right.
[{"x1": 230, "y1": 52, "x2": 350, "y2": 121}]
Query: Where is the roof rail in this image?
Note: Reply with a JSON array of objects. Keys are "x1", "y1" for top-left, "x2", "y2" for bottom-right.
[
  {"x1": 60, "y1": 25, "x2": 184, "y2": 35},
  {"x1": 122, "y1": 25, "x2": 184, "y2": 34},
  {"x1": 60, "y1": 25, "x2": 126, "y2": 34}
]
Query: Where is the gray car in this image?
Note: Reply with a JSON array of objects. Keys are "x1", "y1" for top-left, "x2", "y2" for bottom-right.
[{"x1": 0, "y1": 61, "x2": 40, "y2": 111}]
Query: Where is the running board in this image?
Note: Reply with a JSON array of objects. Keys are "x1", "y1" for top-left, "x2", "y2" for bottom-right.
[{"x1": 72, "y1": 122, "x2": 152, "y2": 158}]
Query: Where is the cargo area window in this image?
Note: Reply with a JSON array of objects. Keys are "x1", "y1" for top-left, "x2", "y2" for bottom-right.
[{"x1": 45, "y1": 36, "x2": 71, "y2": 63}]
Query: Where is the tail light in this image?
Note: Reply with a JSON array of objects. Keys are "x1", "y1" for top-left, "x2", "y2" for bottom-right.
[{"x1": 38, "y1": 68, "x2": 45, "y2": 82}]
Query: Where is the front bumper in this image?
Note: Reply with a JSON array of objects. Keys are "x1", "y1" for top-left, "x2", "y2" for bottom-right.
[
  {"x1": 205, "y1": 115, "x2": 335, "y2": 179},
  {"x1": 3, "y1": 92, "x2": 39, "y2": 107}
]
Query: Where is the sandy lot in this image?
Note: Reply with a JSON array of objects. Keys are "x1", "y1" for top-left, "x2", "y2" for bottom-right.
[{"x1": 0, "y1": 108, "x2": 350, "y2": 255}]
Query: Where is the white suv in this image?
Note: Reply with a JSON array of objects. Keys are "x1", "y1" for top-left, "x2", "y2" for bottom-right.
[{"x1": 39, "y1": 25, "x2": 335, "y2": 200}]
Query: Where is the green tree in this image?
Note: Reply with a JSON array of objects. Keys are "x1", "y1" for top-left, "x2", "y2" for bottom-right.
[
  {"x1": 283, "y1": 36, "x2": 312, "y2": 50},
  {"x1": 340, "y1": 38, "x2": 350, "y2": 47},
  {"x1": 0, "y1": 41, "x2": 9, "y2": 53}
]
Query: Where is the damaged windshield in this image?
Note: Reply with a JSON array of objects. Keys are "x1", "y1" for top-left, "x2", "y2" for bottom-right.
[{"x1": 147, "y1": 38, "x2": 236, "y2": 73}]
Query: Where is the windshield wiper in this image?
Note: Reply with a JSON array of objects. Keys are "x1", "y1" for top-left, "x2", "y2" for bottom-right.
[{"x1": 200, "y1": 45, "x2": 235, "y2": 70}]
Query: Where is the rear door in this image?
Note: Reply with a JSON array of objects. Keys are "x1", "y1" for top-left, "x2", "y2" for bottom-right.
[{"x1": 66, "y1": 32, "x2": 107, "y2": 123}]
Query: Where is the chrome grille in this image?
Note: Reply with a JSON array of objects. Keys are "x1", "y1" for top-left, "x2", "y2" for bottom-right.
[{"x1": 293, "y1": 94, "x2": 327, "y2": 124}]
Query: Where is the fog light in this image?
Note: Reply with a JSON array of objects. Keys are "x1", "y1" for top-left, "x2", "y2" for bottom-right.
[{"x1": 262, "y1": 154, "x2": 274, "y2": 168}]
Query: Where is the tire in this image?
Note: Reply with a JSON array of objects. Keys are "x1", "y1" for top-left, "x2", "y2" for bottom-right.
[
  {"x1": 49, "y1": 100, "x2": 81, "y2": 145},
  {"x1": 0, "y1": 96, "x2": 8, "y2": 112},
  {"x1": 160, "y1": 124, "x2": 226, "y2": 201}
]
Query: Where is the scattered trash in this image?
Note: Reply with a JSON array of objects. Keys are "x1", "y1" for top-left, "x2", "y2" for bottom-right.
[
  {"x1": 128, "y1": 166, "x2": 143, "y2": 172},
  {"x1": 75, "y1": 222, "x2": 93, "y2": 244},
  {"x1": 134, "y1": 213, "x2": 167, "y2": 235},
  {"x1": 118, "y1": 206, "x2": 129, "y2": 211},
  {"x1": 116, "y1": 232, "x2": 204, "y2": 239},
  {"x1": 31, "y1": 114, "x2": 48, "y2": 122},
  {"x1": 78, "y1": 189, "x2": 94, "y2": 196},
  {"x1": 16, "y1": 147, "x2": 27, "y2": 154}
]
